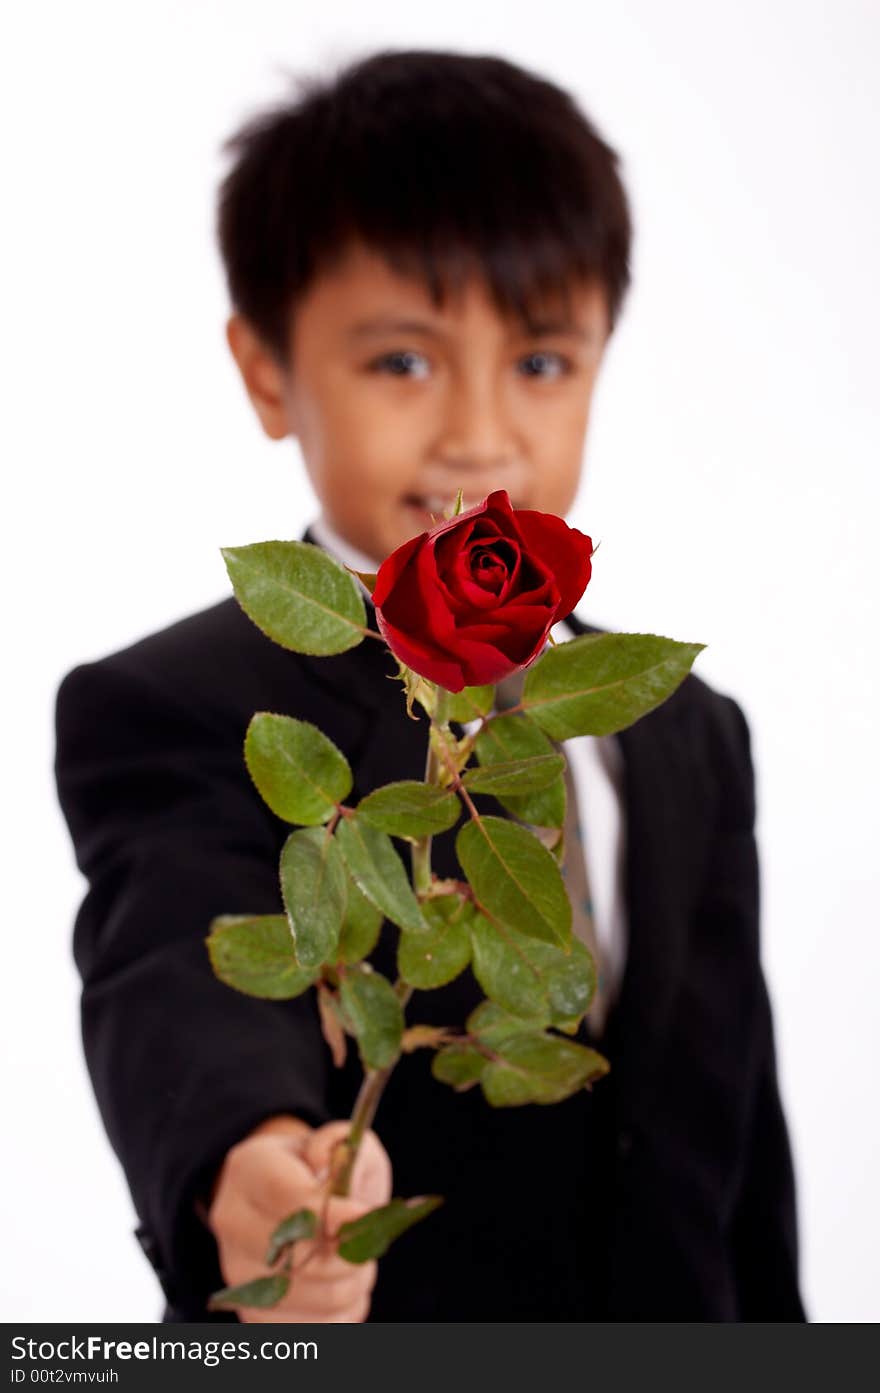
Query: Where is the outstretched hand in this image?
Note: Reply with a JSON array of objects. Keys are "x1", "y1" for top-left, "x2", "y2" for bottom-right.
[{"x1": 208, "y1": 1114, "x2": 392, "y2": 1323}]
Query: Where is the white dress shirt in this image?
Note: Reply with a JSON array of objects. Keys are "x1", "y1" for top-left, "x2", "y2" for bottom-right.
[{"x1": 308, "y1": 511, "x2": 628, "y2": 1009}]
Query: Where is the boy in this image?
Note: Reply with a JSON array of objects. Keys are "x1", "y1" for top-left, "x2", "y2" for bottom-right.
[{"x1": 54, "y1": 48, "x2": 805, "y2": 1322}]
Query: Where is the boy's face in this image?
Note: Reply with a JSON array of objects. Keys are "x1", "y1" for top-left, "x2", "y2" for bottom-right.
[{"x1": 227, "y1": 241, "x2": 611, "y2": 565}]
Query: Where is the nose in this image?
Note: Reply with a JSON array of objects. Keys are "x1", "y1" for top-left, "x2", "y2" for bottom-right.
[{"x1": 433, "y1": 368, "x2": 520, "y2": 478}]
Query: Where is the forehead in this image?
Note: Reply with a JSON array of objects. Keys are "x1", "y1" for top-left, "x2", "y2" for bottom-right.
[{"x1": 292, "y1": 239, "x2": 610, "y2": 345}]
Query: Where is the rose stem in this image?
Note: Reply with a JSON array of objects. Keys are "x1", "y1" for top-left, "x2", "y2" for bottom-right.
[
  {"x1": 325, "y1": 1051, "x2": 405, "y2": 1199},
  {"x1": 411, "y1": 683, "x2": 451, "y2": 893},
  {"x1": 327, "y1": 681, "x2": 451, "y2": 1199}
]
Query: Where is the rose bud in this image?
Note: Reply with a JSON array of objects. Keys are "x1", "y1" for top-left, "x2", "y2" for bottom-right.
[{"x1": 372, "y1": 489, "x2": 593, "y2": 693}]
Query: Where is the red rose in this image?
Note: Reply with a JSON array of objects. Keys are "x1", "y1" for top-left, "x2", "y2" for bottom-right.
[{"x1": 372, "y1": 489, "x2": 593, "y2": 693}]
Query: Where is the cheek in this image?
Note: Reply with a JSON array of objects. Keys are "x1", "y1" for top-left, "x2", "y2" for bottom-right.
[
  {"x1": 530, "y1": 444, "x2": 585, "y2": 512},
  {"x1": 324, "y1": 385, "x2": 425, "y2": 498},
  {"x1": 300, "y1": 395, "x2": 412, "y2": 504},
  {"x1": 524, "y1": 392, "x2": 593, "y2": 504}
]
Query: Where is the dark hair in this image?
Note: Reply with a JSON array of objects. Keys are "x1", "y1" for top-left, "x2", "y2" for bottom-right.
[{"x1": 217, "y1": 48, "x2": 633, "y2": 364}]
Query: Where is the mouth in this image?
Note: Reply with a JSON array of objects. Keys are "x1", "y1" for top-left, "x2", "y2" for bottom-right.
[
  {"x1": 402, "y1": 491, "x2": 522, "y2": 521},
  {"x1": 402, "y1": 493, "x2": 462, "y2": 521}
]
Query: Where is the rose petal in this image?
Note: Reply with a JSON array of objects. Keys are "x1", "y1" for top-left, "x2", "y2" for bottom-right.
[
  {"x1": 444, "y1": 633, "x2": 525, "y2": 686},
  {"x1": 371, "y1": 487, "x2": 590, "y2": 693},
  {"x1": 511, "y1": 508, "x2": 593, "y2": 619},
  {"x1": 458, "y1": 612, "x2": 552, "y2": 665},
  {"x1": 375, "y1": 607, "x2": 467, "y2": 691},
  {"x1": 419, "y1": 491, "x2": 500, "y2": 544},
  {"x1": 376, "y1": 533, "x2": 468, "y2": 686},
  {"x1": 468, "y1": 538, "x2": 518, "y2": 592},
  {"x1": 372, "y1": 532, "x2": 425, "y2": 607},
  {"x1": 449, "y1": 539, "x2": 520, "y2": 609}
]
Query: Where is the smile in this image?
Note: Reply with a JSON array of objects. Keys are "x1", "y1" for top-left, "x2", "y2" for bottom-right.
[
  {"x1": 403, "y1": 493, "x2": 468, "y2": 515},
  {"x1": 403, "y1": 492, "x2": 523, "y2": 516}
]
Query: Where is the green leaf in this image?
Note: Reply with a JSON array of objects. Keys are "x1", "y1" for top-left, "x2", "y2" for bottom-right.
[
  {"x1": 244, "y1": 713, "x2": 352, "y2": 825},
  {"x1": 481, "y1": 1033, "x2": 610, "y2": 1106},
  {"x1": 207, "y1": 1273, "x2": 290, "y2": 1311},
  {"x1": 456, "y1": 816, "x2": 572, "y2": 948},
  {"x1": 336, "y1": 1196, "x2": 444, "y2": 1263},
  {"x1": 468, "y1": 911, "x2": 596, "y2": 1026},
  {"x1": 336, "y1": 815, "x2": 429, "y2": 933},
  {"x1": 265, "y1": 1208, "x2": 318, "y2": 1266},
  {"x1": 446, "y1": 684, "x2": 495, "y2": 722},
  {"x1": 461, "y1": 753, "x2": 564, "y2": 796},
  {"x1": 337, "y1": 876, "x2": 384, "y2": 964},
  {"x1": 431, "y1": 1043, "x2": 488, "y2": 1091},
  {"x1": 467, "y1": 999, "x2": 540, "y2": 1048},
  {"x1": 339, "y1": 966, "x2": 405, "y2": 1068},
  {"x1": 221, "y1": 540, "x2": 366, "y2": 655},
  {"x1": 207, "y1": 915, "x2": 319, "y2": 999},
  {"x1": 397, "y1": 894, "x2": 472, "y2": 989},
  {"x1": 523, "y1": 632, "x2": 706, "y2": 739},
  {"x1": 357, "y1": 781, "x2": 461, "y2": 839},
  {"x1": 279, "y1": 827, "x2": 348, "y2": 970},
  {"x1": 474, "y1": 714, "x2": 566, "y2": 829}
]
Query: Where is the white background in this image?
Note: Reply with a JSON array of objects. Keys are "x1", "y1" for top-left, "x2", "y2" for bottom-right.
[{"x1": 3, "y1": 0, "x2": 877, "y2": 1323}]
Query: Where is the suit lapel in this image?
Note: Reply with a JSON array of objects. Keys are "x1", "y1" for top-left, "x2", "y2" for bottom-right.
[
  {"x1": 296, "y1": 522, "x2": 436, "y2": 813},
  {"x1": 564, "y1": 609, "x2": 691, "y2": 1121},
  {"x1": 293, "y1": 525, "x2": 400, "y2": 717}
]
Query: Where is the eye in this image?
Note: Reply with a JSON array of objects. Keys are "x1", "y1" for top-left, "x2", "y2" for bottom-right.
[
  {"x1": 367, "y1": 350, "x2": 431, "y2": 379},
  {"x1": 518, "y1": 351, "x2": 573, "y2": 380}
]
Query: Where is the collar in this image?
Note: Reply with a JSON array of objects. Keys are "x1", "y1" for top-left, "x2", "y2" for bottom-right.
[{"x1": 307, "y1": 514, "x2": 383, "y2": 605}]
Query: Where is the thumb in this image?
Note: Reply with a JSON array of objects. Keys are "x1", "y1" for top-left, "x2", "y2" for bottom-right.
[{"x1": 304, "y1": 1122, "x2": 393, "y2": 1205}]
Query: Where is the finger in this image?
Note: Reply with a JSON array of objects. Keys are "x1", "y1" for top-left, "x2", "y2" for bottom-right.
[
  {"x1": 304, "y1": 1124, "x2": 392, "y2": 1204},
  {"x1": 210, "y1": 1189, "x2": 290, "y2": 1263},
  {"x1": 241, "y1": 1295, "x2": 370, "y2": 1324},
  {"x1": 211, "y1": 1157, "x2": 325, "y2": 1265},
  {"x1": 301, "y1": 1121, "x2": 357, "y2": 1181},
  {"x1": 324, "y1": 1295, "x2": 371, "y2": 1323},
  {"x1": 219, "y1": 1198, "x2": 378, "y2": 1284},
  {"x1": 219, "y1": 1133, "x2": 318, "y2": 1205},
  {"x1": 218, "y1": 1203, "x2": 370, "y2": 1284},
  {"x1": 320, "y1": 1193, "x2": 382, "y2": 1241},
  {"x1": 348, "y1": 1130, "x2": 393, "y2": 1204},
  {"x1": 216, "y1": 1246, "x2": 373, "y2": 1323},
  {"x1": 243, "y1": 1147, "x2": 325, "y2": 1222},
  {"x1": 214, "y1": 1242, "x2": 275, "y2": 1294},
  {"x1": 247, "y1": 1115, "x2": 314, "y2": 1150},
  {"x1": 281, "y1": 1269, "x2": 374, "y2": 1316},
  {"x1": 291, "y1": 1226, "x2": 377, "y2": 1280}
]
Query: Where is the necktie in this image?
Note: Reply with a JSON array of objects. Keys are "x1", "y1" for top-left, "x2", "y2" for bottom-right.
[{"x1": 491, "y1": 666, "x2": 609, "y2": 1036}]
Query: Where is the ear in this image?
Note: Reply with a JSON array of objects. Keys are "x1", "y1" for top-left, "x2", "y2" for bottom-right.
[{"x1": 225, "y1": 313, "x2": 296, "y2": 441}]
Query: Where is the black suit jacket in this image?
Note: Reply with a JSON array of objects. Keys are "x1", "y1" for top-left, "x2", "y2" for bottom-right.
[{"x1": 54, "y1": 525, "x2": 805, "y2": 1321}]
